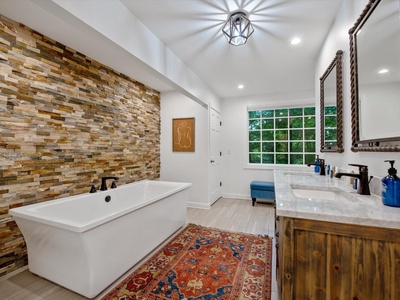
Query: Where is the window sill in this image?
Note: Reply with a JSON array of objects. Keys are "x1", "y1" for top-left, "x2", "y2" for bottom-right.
[{"x1": 244, "y1": 164, "x2": 311, "y2": 171}]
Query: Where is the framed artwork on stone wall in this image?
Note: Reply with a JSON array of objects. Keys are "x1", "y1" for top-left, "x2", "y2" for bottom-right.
[{"x1": 172, "y1": 117, "x2": 195, "y2": 152}]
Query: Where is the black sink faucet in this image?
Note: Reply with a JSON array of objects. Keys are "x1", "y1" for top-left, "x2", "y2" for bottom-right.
[
  {"x1": 307, "y1": 158, "x2": 326, "y2": 176},
  {"x1": 100, "y1": 176, "x2": 119, "y2": 191},
  {"x1": 335, "y1": 164, "x2": 371, "y2": 195}
]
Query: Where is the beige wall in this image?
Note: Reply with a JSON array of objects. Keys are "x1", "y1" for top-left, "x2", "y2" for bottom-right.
[{"x1": 0, "y1": 15, "x2": 161, "y2": 276}]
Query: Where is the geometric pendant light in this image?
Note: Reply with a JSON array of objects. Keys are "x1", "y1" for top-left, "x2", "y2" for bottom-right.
[{"x1": 222, "y1": 11, "x2": 254, "y2": 46}]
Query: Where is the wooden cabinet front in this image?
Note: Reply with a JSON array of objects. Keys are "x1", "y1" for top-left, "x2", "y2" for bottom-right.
[{"x1": 277, "y1": 217, "x2": 400, "y2": 299}]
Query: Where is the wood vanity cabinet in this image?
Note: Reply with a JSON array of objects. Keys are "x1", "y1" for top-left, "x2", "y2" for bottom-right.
[{"x1": 275, "y1": 216, "x2": 400, "y2": 299}]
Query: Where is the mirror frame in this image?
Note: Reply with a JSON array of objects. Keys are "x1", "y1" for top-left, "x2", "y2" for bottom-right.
[
  {"x1": 349, "y1": 0, "x2": 400, "y2": 152},
  {"x1": 320, "y1": 50, "x2": 344, "y2": 153}
]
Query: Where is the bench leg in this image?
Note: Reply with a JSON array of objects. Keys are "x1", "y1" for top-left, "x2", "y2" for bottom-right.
[{"x1": 252, "y1": 198, "x2": 256, "y2": 206}]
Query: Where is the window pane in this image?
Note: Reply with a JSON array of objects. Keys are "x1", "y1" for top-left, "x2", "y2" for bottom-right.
[
  {"x1": 262, "y1": 142, "x2": 274, "y2": 152},
  {"x1": 275, "y1": 130, "x2": 288, "y2": 140},
  {"x1": 290, "y1": 117, "x2": 303, "y2": 128},
  {"x1": 249, "y1": 142, "x2": 261, "y2": 152},
  {"x1": 325, "y1": 116, "x2": 337, "y2": 127},
  {"x1": 262, "y1": 154, "x2": 274, "y2": 164},
  {"x1": 276, "y1": 154, "x2": 288, "y2": 164},
  {"x1": 275, "y1": 109, "x2": 288, "y2": 117},
  {"x1": 290, "y1": 130, "x2": 303, "y2": 140},
  {"x1": 304, "y1": 142, "x2": 316, "y2": 152},
  {"x1": 249, "y1": 119, "x2": 260, "y2": 130},
  {"x1": 249, "y1": 154, "x2": 261, "y2": 163},
  {"x1": 248, "y1": 106, "x2": 315, "y2": 166},
  {"x1": 261, "y1": 110, "x2": 274, "y2": 118},
  {"x1": 275, "y1": 118, "x2": 288, "y2": 129},
  {"x1": 289, "y1": 108, "x2": 303, "y2": 116},
  {"x1": 325, "y1": 106, "x2": 336, "y2": 115},
  {"x1": 304, "y1": 129, "x2": 316, "y2": 140},
  {"x1": 304, "y1": 116, "x2": 315, "y2": 128},
  {"x1": 305, "y1": 154, "x2": 315, "y2": 165},
  {"x1": 290, "y1": 142, "x2": 303, "y2": 152},
  {"x1": 276, "y1": 142, "x2": 288, "y2": 152},
  {"x1": 304, "y1": 107, "x2": 315, "y2": 115},
  {"x1": 262, "y1": 130, "x2": 274, "y2": 141},
  {"x1": 262, "y1": 119, "x2": 274, "y2": 129},
  {"x1": 248, "y1": 111, "x2": 260, "y2": 118},
  {"x1": 249, "y1": 131, "x2": 260, "y2": 141},
  {"x1": 290, "y1": 154, "x2": 303, "y2": 165}
]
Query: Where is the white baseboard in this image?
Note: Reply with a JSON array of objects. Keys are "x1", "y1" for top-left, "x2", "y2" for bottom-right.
[{"x1": 187, "y1": 202, "x2": 210, "y2": 210}]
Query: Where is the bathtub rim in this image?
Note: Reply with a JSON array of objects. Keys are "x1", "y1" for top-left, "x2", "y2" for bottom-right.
[{"x1": 9, "y1": 179, "x2": 191, "y2": 233}]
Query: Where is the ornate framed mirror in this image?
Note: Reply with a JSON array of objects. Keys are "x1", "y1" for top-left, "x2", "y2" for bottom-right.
[
  {"x1": 320, "y1": 50, "x2": 343, "y2": 153},
  {"x1": 349, "y1": 0, "x2": 400, "y2": 152}
]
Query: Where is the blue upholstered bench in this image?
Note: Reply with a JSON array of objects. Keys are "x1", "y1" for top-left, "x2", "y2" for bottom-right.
[{"x1": 250, "y1": 181, "x2": 275, "y2": 206}]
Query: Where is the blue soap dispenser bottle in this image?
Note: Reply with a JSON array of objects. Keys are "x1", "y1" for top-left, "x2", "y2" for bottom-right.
[
  {"x1": 314, "y1": 155, "x2": 320, "y2": 173},
  {"x1": 382, "y1": 160, "x2": 400, "y2": 207}
]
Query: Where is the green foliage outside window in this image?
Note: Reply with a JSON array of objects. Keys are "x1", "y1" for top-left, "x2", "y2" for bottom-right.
[{"x1": 248, "y1": 106, "x2": 316, "y2": 165}]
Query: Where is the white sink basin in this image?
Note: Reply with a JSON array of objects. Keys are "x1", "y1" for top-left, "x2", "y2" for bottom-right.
[{"x1": 291, "y1": 188, "x2": 350, "y2": 201}]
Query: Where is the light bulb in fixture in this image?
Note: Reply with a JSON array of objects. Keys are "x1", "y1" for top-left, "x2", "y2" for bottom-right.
[
  {"x1": 291, "y1": 38, "x2": 301, "y2": 45},
  {"x1": 238, "y1": 84, "x2": 244, "y2": 89},
  {"x1": 378, "y1": 68, "x2": 389, "y2": 74}
]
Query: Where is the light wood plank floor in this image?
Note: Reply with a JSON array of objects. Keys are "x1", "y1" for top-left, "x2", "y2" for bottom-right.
[{"x1": 0, "y1": 198, "x2": 278, "y2": 300}]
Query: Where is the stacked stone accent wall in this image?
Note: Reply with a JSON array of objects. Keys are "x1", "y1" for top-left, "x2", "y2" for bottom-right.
[{"x1": 0, "y1": 15, "x2": 161, "y2": 276}]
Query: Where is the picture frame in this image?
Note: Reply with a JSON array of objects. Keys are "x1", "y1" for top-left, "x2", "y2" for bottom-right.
[{"x1": 172, "y1": 118, "x2": 195, "y2": 152}]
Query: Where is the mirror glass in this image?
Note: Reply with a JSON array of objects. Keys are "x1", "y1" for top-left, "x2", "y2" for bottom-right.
[
  {"x1": 349, "y1": 0, "x2": 400, "y2": 151},
  {"x1": 320, "y1": 50, "x2": 343, "y2": 153}
]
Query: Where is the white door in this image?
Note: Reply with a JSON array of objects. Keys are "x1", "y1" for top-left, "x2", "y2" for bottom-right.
[{"x1": 210, "y1": 108, "x2": 222, "y2": 204}]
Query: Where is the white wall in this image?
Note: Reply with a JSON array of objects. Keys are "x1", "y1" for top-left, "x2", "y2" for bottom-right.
[
  {"x1": 160, "y1": 91, "x2": 210, "y2": 208},
  {"x1": 221, "y1": 90, "x2": 315, "y2": 200},
  {"x1": 316, "y1": 0, "x2": 400, "y2": 179}
]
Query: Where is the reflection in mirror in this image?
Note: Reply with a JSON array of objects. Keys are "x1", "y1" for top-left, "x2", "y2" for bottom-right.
[
  {"x1": 349, "y1": 0, "x2": 400, "y2": 151},
  {"x1": 320, "y1": 50, "x2": 343, "y2": 153}
]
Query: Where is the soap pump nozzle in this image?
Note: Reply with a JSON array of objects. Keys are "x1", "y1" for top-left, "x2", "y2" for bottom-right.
[{"x1": 384, "y1": 160, "x2": 398, "y2": 176}]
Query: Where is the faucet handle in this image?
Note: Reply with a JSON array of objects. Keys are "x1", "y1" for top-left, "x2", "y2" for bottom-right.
[{"x1": 89, "y1": 185, "x2": 97, "y2": 193}]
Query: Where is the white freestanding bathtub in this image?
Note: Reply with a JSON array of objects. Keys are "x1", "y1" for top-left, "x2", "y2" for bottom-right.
[{"x1": 9, "y1": 179, "x2": 191, "y2": 298}]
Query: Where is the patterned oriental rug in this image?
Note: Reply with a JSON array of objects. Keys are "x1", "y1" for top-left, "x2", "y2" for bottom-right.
[{"x1": 102, "y1": 223, "x2": 272, "y2": 300}]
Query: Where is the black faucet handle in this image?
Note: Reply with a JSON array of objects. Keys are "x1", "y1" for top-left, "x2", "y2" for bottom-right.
[
  {"x1": 89, "y1": 185, "x2": 97, "y2": 193},
  {"x1": 349, "y1": 164, "x2": 368, "y2": 171}
]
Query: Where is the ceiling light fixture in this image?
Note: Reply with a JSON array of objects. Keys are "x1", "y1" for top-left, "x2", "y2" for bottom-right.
[
  {"x1": 222, "y1": 11, "x2": 254, "y2": 46},
  {"x1": 291, "y1": 38, "x2": 301, "y2": 45}
]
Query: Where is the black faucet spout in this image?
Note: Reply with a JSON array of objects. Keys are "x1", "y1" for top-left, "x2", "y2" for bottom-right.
[
  {"x1": 335, "y1": 172, "x2": 361, "y2": 179},
  {"x1": 335, "y1": 164, "x2": 370, "y2": 195},
  {"x1": 100, "y1": 176, "x2": 119, "y2": 191},
  {"x1": 307, "y1": 158, "x2": 326, "y2": 176}
]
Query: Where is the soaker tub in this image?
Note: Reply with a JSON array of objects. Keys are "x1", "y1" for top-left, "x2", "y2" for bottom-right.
[{"x1": 9, "y1": 179, "x2": 192, "y2": 298}]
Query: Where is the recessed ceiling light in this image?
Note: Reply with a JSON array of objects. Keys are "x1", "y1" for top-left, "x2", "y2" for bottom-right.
[
  {"x1": 378, "y1": 68, "x2": 389, "y2": 74},
  {"x1": 291, "y1": 38, "x2": 301, "y2": 45},
  {"x1": 238, "y1": 84, "x2": 244, "y2": 89}
]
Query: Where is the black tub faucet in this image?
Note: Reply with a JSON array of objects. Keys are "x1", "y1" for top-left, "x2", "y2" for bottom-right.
[
  {"x1": 100, "y1": 176, "x2": 119, "y2": 191},
  {"x1": 335, "y1": 164, "x2": 371, "y2": 195},
  {"x1": 307, "y1": 158, "x2": 326, "y2": 176}
]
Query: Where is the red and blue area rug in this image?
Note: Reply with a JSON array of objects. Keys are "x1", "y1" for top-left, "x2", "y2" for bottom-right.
[{"x1": 102, "y1": 223, "x2": 272, "y2": 300}]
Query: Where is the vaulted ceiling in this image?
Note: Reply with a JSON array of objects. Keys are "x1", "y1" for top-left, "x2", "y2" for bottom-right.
[{"x1": 0, "y1": 0, "x2": 343, "y2": 99}]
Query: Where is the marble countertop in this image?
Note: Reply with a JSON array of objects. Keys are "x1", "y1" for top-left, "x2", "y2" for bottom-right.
[{"x1": 274, "y1": 169, "x2": 400, "y2": 230}]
